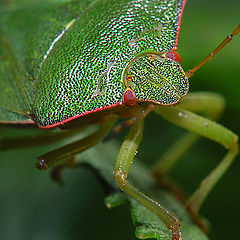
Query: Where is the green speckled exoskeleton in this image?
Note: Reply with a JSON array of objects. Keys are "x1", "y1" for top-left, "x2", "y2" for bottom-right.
[{"x1": 0, "y1": 0, "x2": 239, "y2": 239}]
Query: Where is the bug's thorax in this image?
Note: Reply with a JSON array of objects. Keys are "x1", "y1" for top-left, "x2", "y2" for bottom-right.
[{"x1": 122, "y1": 51, "x2": 189, "y2": 107}]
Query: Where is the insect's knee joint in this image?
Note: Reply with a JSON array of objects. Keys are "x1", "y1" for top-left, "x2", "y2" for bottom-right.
[
  {"x1": 114, "y1": 169, "x2": 128, "y2": 189},
  {"x1": 36, "y1": 157, "x2": 49, "y2": 170},
  {"x1": 230, "y1": 135, "x2": 239, "y2": 151},
  {"x1": 233, "y1": 135, "x2": 238, "y2": 144}
]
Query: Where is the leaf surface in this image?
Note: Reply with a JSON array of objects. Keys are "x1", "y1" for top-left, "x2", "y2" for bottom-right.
[{"x1": 76, "y1": 139, "x2": 208, "y2": 240}]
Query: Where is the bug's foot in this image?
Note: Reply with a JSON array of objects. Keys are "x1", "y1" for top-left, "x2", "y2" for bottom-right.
[
  {"x1": 36, "y1": 157, "x2": 49, "y2": 170},
  {"x1": 170, "y1": 226, "x2": 181, "y2": 240}
]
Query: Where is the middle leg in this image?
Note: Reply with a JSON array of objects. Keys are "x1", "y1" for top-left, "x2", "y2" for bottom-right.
[{"x1": 114, "y1": 119, "x2": 181, "y2": 240}]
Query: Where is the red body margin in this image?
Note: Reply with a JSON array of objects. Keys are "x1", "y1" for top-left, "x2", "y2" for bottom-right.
[
  {"x1": 2, "y1": 0, "x2": 186, "y2": 129},
  {"x1": 41, "y1": 0, "x2": 186, "y2": 129}
]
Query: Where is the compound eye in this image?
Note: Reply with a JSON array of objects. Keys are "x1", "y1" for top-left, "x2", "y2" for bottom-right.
[
  {"x1": 164, "y1": 51, "x2": 181, "y2": 63},
  {"x1": 123, "y1": 88, "x2": 137, "y2": 107}
]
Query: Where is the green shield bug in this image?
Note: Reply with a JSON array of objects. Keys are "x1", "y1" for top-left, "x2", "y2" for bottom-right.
[{"x1": 0, "y1": 0, "x2": 239, "y2": 239}]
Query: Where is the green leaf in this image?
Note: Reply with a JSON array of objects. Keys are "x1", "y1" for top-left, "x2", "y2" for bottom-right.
[
  {"x1": 0, "y1": 126, "x2": 209, "y2": 239},
  {"x1": 130, "y1": 196, "x2": 208, "y2": 240},
  {"x1": 1, "y1": 0, "x2": 239, "y2": 239},
  {"x1": 75, "y1": 139, "x2": 208, "y2": 240}
]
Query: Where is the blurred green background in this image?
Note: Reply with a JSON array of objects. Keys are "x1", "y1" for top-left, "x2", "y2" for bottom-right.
[{"x1": 0, "y1": 0, "x2": 240, "y2": 239}]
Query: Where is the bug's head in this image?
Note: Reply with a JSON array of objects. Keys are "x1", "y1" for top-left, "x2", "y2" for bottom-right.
[{"x1": 122, "y1": 51, "x2": 189, "y2": 107}]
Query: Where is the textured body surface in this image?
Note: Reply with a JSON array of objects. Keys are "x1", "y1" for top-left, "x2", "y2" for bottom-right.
[
  {"x1": 124, "y1": 53, "x2": 188, "y2": 104},
  {"x1": 1, "y1": 1, "x2": 239, "y2": 240},
  {"x1": 0, "y1": 0, "x2": 186, "y2": 127}
]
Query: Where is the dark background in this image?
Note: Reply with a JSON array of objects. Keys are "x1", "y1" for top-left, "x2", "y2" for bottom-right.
[{"x1": 0, "y1": 0, "x2": 240, "y2": 239}]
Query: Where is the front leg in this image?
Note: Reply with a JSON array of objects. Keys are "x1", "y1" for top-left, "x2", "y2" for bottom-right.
[
  {"x1": 152, "y1": 92, "x2": 225, "y2": 176},
  {"x1": 114, "y1": 119, "x2": 181, "y2": 240},
  {"x1": 155, "y1": 94, "x2": 238, "y2": 216}
]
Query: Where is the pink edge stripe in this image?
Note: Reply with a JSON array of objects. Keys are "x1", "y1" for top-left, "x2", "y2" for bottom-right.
[
  {"x1": 173, "y1": 0, "x2": 186, "y2": 51},
  {"x1": 37, "y1": 0, "x2": 186, "y2": 130},
  {"x1": 38, "y1": 101, "x2": 123, "y2": 129}
]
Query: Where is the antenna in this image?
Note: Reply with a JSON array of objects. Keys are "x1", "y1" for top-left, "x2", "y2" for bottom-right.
[{"x1": 186, "y1": 24, "x2": 240, "y2": 78}]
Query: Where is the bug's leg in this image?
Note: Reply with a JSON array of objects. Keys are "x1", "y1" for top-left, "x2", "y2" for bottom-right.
[
  {"x1": 114, "y1": 119, "x2": 181, "y2": 240},
  {"x1": 36, "y1": 115, "x2": 117, "y2": 172},
  {"x1": 75, "y1": 162, "x2": 114, "y2": 195},
  {"x1": 104, "y1": 104, "x2": 155, "y2": 142},
  {"x1": 50, "y1": 157, "x2": 76, "y2": 185},
  {"x1": 154, "y1": 94, "x2": 238, "y2": 218},
  {"x1": 152, "y1": 132, "x2": 199, "y2": 177},
  {"x1": 151, "y1": 132, "x2": 198, "y2": 204},
  {"x1": 152, "y1": 92, "x2": 225, "y2": 176},
  {"x1": 0, "y1": 127, "x2": 86, "y2": 151}
]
